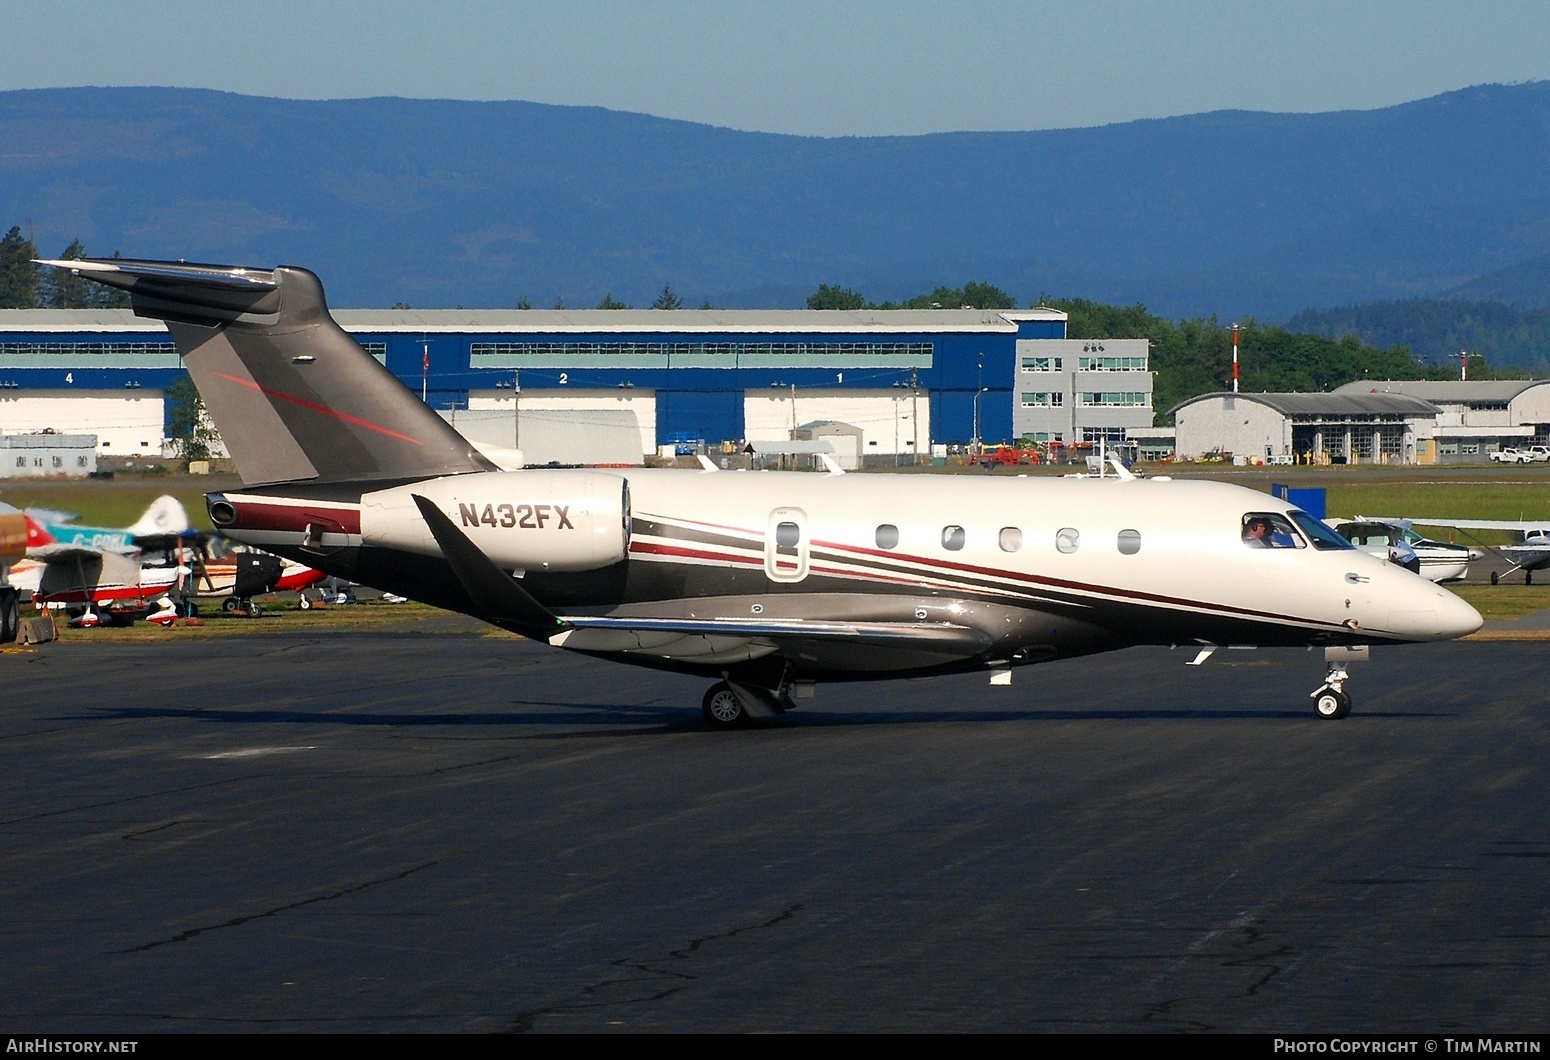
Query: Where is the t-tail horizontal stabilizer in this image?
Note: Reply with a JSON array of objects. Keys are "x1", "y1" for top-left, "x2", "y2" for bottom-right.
[
  {"x1": 37, "y1": 257, "x2": 496, "y2": 487},
  {"x1": 410, "y1": 494, "x2": 565, "y2": 638}
]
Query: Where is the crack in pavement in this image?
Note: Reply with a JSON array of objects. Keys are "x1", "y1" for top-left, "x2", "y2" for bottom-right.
[
  {"x1": 506, "y1": 903, "x2": 806, "y2": 1032},
  {"x1": 112, "y1": 861, "x2": 438, "y2": 954}
]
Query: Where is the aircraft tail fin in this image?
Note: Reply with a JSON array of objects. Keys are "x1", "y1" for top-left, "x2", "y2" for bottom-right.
[
  {"x1": 125, "y1": 496, "x2": 190, "y2": 537},
  {"x1": 39, "y1": 258, "x2": 496, "y2": 486}
]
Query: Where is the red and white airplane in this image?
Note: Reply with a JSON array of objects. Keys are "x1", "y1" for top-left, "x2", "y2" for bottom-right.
[
  {"x1": 8, "y1": 499, "x2": 191, "y2": 626},
  {"x1": 42, "y1": 257, "x2": 1481, "y2": 721}
]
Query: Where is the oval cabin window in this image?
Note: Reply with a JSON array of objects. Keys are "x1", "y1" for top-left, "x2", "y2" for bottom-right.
[
  {"x1": 941, "y1": 525, "x2": 966, "y2": 551},
  {"x1": 1117, "y1": 529, "x2": 1141, "y2": 555},
  {"x1": 876, "y1": 524, "x2": 900, "y2": 549},
  {"x1": 999, "y1": 527, "x2": 1023, "y2": 552}
]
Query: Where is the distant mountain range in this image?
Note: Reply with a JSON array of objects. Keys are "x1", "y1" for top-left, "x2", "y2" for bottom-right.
[
  {"x1": 4, "y1": 84, "x2": 1550, "y2": 330},
  {"x1": 1285, "y1": 298, "x2": 1550, "y2": 374}
]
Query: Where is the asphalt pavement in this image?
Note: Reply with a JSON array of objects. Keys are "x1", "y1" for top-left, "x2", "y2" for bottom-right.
[{"x1": 1, "y1": 631, "x2": 1547, "y2": 1033}]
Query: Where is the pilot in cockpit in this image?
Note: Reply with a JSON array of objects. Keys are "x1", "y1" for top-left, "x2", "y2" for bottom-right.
[{"x1": 1243, "y1": 515, "x2": 1298, "y2": 548}]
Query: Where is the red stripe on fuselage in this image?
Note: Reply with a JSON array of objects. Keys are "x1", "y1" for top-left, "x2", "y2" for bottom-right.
[
  {"x1": 227, "y1": 501, "x2": 362, "y2": 535},
  {"x1": 213, "y1": 372, "x2": 424, "y2": 445},
  {"x1": 641, "y1": 515, "x2": 1343, "y2": 631}
]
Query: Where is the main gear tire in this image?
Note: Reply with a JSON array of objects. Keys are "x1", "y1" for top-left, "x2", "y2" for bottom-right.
[{"x1": 701, "y1": 682, "x2": 748, "y2": 729}]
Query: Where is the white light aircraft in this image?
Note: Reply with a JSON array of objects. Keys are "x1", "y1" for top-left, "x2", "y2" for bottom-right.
[
  {"x1": 41, "y1": 258, "x2": 1482, "y2": 722},
  {"x1": 1331, "y1": 519, "x2": 1483, "y2": 583},
  {"x1": 1358, "y1": 516, "x2": 1550, "y2": 586}
]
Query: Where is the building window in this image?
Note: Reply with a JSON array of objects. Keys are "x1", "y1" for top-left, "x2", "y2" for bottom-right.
[
  {"x1": 1078, "y1": 356, "x2": 1147, "y2": 371},
  {"x1": 1078, "y1": 392, "x2": 1148, "y2": 407},
  {"x1": 1020, "y1": 392, "x2": 1062, "y2": 408},
  {"x1": 0, "y1": 342, "x2": 179, "y2": 368},
  {"x1": 471, "y1": 340, "x2": 933, "y2": 368},
  {"x1": 1021, "y1": 356, "x2": 1063, "y2": 372}
]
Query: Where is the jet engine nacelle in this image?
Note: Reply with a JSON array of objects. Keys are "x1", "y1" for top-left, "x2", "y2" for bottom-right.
[{"x1": 361, "y1": 470, "x2": 630, "y2": 573}]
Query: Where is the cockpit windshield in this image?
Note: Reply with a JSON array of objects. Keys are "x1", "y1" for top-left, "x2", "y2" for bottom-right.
[
  {"x1": 1289, "y1": 511, "x2": 1356, "y2": 551},
  {"x1": 1242, "y1": 513, "x2": 1303, "y2": 549}
]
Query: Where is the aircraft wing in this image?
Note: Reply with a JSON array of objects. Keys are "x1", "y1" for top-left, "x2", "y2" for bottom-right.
[
  {"x1": 1359, "y1": 515, "x2": 1550, "y2": 532},
  {"x1": 549, "y1": 615, "x2": 993, "y2": 667},
  {"x1": 26, "y1": 542, "x2": 117, "y2": 563}
]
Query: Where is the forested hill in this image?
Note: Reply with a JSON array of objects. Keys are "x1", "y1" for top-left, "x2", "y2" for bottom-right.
[
  {"x1": 4, "y1": 83, "x2": 1550, "y2": 317},
  {"x1": 1047, "y1": 298, "x2": 1528, "y2": 422},
  {"x1": 1284, "y1": 299, "x2": 1550, "y2": 375}
]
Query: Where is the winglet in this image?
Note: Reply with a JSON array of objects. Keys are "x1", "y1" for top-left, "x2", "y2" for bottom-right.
[
  {"x1": 819, "y1": 453, "x2": 846, "y2": 475},
  {"x1": 410, "y1": 494, "x2": 565, "y2": 637},
  {"x1": 696, "y1": 454, "x2": 720, "y2": 472}
]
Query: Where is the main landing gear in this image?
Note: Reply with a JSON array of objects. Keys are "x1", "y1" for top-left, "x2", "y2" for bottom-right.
[
  {"x1": 700, "y1": 668, "x2": 803, "y2": 730},
  {"x1": 702, "y1": 682, "x2": 748, "y2": 728}
]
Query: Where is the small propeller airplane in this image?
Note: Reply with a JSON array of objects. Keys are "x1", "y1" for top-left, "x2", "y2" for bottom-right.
[
  {"x1": 6, "y1": 496, "x2": 322, "y2": 624},
  {"x1": 7, "y1": 496, "x2": 193, "y2": 626},
  {"x1": 39, "y1": 257, "x2": 1482, "y2": 722},
  {"x1": 1355, "y1": 516, "x2": 1550, "y2": 586}
]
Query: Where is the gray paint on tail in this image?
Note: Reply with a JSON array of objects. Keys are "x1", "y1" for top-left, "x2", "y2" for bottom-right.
[{"x1": 50, "y1": 258, "x2": 496, "y2": 486}]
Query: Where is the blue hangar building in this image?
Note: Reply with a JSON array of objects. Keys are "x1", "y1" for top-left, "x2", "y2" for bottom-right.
[{"x1": 0, "y1": 305, "x2": 1153, "y2": 461}]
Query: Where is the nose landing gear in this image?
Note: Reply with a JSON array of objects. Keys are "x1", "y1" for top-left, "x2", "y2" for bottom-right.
[
  {"x1": 1310, "y1": 646, "x2": 1367, "y2": 719},
  {"x1": 1312, "y1": 678, "x2": 1352, "y2": 720}
]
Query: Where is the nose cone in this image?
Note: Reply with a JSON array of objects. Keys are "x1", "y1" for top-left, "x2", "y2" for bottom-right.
[
  {"x1": 1382, "y1": 581, "x2": 1482, "y2": 641},
  {"x1": 1438, "y1": 589, "x2": 1484, "y2": 640}
]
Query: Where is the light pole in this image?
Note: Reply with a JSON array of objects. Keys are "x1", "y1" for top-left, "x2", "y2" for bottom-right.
[
  {"x1": 973, "y1": 356, "x2": 983, "y2": 455},
  {"x1": 973, "y1": 386, "x2": 988, "y2": 456}
]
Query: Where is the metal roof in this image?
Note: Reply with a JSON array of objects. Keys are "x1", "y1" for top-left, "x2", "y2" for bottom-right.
[
  {"x1": 1331, "y1": 379, "x2": 1550, "y2": 403},
  {"x1": 0, "y1": 309, "x2": 154, "y2": 331},
  {"x1": 0, "y1": 307, "x2": 1059, "y2": 335},
  {"x1": 1171, "y1": 391, "x2": 1440, "y2": 417}
]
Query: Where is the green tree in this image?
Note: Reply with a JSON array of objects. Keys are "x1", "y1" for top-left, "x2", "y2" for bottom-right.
[
  {"x1": 898, "y1": 281, "x2": 1016, "y2": 310},
  {"x1": 806, "y1": 284, "x2": 867, "y2": 310},
  {"x1": 515, "y1": 295, "x2": 533, "y2": 310},
  {"x1": 86, "y1": 251, "x2": 131, "y2": 308},
  {"x1": 42, "y1": 240, "x2": 92, "y2": 308},
  {"x1": 651, "y1": 283, "x2": 683, "y2": 310},
  {"x1": 1039, "y1": 296, "x2": 1448, "y2": 424},
  {"x1": 0, "y1": 226, "x2": 40, "y2": 308},
  {"x1": 166, "y1": 375, "x2": 220, "y2": 464},
  {"x1": 597, "y1": 292, "x2": 628, "y2": 309}
]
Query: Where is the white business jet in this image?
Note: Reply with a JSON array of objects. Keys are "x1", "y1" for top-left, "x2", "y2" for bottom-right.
[{"x1": 40, "y1": 258, "x2": 1481, "y2": 723}]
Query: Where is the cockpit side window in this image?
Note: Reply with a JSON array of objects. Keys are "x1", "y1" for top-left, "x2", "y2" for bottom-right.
[
  {"x1": 1289, "y1": 511, "x2": 1356, "y2": 551},
  {"x1": 1242, "y1": 512, "x2": 1304, "y2": 549}
]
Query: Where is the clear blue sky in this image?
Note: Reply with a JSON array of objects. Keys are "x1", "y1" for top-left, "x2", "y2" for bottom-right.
[{"x1": 6, "y1": 0, "x2": 1550, "y2": 135}]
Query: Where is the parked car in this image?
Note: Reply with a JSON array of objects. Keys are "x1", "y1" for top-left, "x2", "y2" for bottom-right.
[{"x1": 1491, "y1": 448, "x2": 1528, "y2": 463}]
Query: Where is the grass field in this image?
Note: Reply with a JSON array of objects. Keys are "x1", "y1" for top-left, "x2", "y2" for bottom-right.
[{"x1": 0, "y1": 471, "x2": 240, "y2": 531}]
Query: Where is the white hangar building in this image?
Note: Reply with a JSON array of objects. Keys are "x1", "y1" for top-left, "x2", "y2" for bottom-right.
[
  {"x1": 1332, "y1": 379, "x2": 1550, "y2": 460},
  {"x1": 1172, "y1": 392, "x2": 1441, "y2": 465}
]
